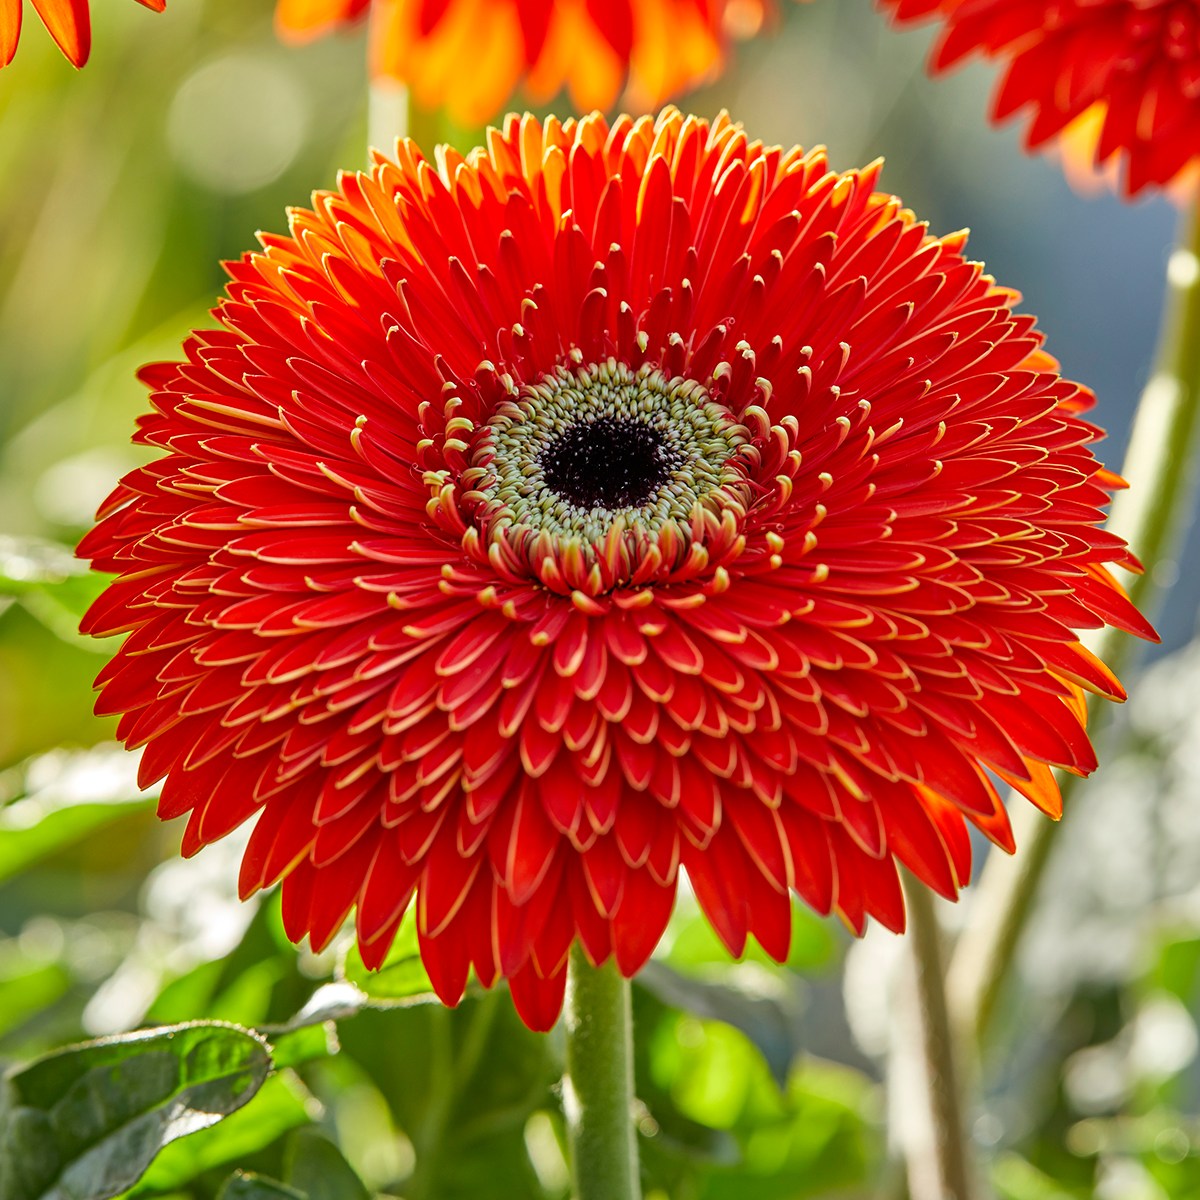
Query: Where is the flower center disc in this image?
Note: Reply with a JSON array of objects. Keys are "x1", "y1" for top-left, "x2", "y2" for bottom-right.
[
  {"x1": 539, "y1": 416, "x2": 679, "y2": 510},
  {"x1": 479, "y1": 359, "x2": 747, "y2": 545}
]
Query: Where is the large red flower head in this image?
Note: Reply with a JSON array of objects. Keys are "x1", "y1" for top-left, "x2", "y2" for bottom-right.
[
  {"x1": 1, "y1": 0, "x2": 165, "y2": 67},
  {"x1": 275, "y1": 0, "x2": 789, "y2": 123},
  {"x1": 883, "y1": 0, "x2": 1200, "y2": 196},
  {"x1": 81, "y1": 109, "x2": 1154, "y2": 1032}
]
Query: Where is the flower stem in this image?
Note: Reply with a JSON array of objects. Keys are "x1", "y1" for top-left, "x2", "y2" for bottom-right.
[
  {"x1": 563, "y1": 945, "x2": 642, "y2": 1200},
  {"x1": 948, "y1": 190, "x2": 1200, "y2": 1045},
  {"x1": 407, "y1": 993, "x2": 501, "y2": 1200},
  {"x1": 904, "y1": 876, "x2": 977, "y2": 1200},
  {"x1": 368, "y1": 83, "x2": 445, "y2": 154}
]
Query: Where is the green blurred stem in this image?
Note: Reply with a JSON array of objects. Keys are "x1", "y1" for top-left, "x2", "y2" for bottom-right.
[
  {"x1": 368, "y1": 83, "x2": 445, "y2": 153},
  {"x1": 904, "y1": 877, "x2": 977, "y2": 1200},
  {"x1": 948, "y1": 190, "x2": 1200, "y2": 1045},
  {"x1": 564, "y1": 946, "x2": 642, "y2": 1200},
  {"x1": 407, "y1": 992, "x2": 500, "y2": 1200}
]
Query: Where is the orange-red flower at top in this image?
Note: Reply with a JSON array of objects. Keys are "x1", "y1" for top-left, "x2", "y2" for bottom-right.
[
  {"x1": 81, "y1": 109, "x2": 1154, "y2": 1033},
  {"x1": 276, "y1": 0, "x2": 786, "y2": 123},
  {"x1": 883, "y1": 0, "x2": 1200, "y2": 196},
  {"x1": 1, "y1": 0, "x2": 165, "y2": 67}
]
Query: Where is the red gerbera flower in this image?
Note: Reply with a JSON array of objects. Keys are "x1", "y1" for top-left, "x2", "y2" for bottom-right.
[
  {"x1": 1, "y1": 0, "x2": 165, "y2": 67},
  {"x1": 883, "y1": 0, "x2": 1200, "y2": 196},
  {"x1": 80, "y1": 109, "x2": 1154, "y2": 1032},
  {"x1": 275, "y1": 0, "x2": 788, "y2": 122}
]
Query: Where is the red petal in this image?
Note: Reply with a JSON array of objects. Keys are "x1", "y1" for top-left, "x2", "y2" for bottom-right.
[
  {"x1": 418, "y1": 924, "x2": 470, "y2": 1008},
  {"x1": 418, "y1": 836, "x2": 483, "y2": 938},
  {"x1": 682, "y1": 829, "x2": 749, "y2": 958},
  {"x1": 1, "y1": 0, "x2": 22, "y2": 66},
  {"x1": 508, "y1": 958, "x2": 567, "y2": 1032},
  {"x1": 31, "y1": 0, "x2": 89, "y2": 65},
  {"x1": 582, "y1": 835, "x2": 627, "y2": 918},
  {"x1": 490, "y1": 784, "x2": 561, "y2": 906},
  {"x1": 779, "y1": 803, "x2": 834, "y2": 915},
  {"x1": 611, "y1": 868, "x2": 675, "y2": 975}
]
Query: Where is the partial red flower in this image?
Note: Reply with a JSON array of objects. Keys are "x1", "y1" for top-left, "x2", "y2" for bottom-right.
[
  {"x1": 275, "y1": 0, "x2": 789, "y2": 123},
  {"x1": 81, "y1": 109, "x2": 1154, "y2": 1032},
  {"x1": 1, "y1": 0, "x2": 165, "y2": 67},
  {"x1": 883, "y1": 0, "x2": 1200, "y2": 196}
]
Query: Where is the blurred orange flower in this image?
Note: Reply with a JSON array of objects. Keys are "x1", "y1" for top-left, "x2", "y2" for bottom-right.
[
  {"x1": 883, "y1": 0, "x2": 1200, "y2": 196},
  {"x1": 1, "y1": 0, "x2": 165, "y2": 67},
  {"x1": 276, "y1": 0, "x2": 787, "y2": 122}
]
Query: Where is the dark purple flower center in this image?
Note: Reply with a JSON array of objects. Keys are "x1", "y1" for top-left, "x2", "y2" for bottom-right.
[{"x1": 539, "y1": 417, "x2": 681, "y2": 511}]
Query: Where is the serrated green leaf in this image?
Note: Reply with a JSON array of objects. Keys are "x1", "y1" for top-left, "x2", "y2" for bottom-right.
[
  {"x1": 124, "y1": 1072, "x2": 313, "y2": 1198},
  {"x1": 282, "y1": 1130, "x2": 368, "y2": 1200},
  {"x1": 0, "y1": 1021, "x2": 271, "y2": 1200},
  {"x1": 272, "y1": 982, "x2": 367, "y2": 1031},
  {"x1": 216, "y1": 1173, "x2": 306, "y2": 1200},
  {"x1": 256, "y1": 982, "x2": 363, "y2": 1071}
]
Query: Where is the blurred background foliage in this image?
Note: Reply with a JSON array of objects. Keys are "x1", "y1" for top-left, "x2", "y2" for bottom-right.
[{"x1": 0, "y1": 2, "x2": 1197, "y2": 1198}]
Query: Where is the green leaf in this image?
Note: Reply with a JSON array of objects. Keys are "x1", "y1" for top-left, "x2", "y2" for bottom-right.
[
  {"x1": 17, "y1": 575, "x2": 110, "y2": 651},
  {"x1": 271, "y1": 982, "x2": 367, "y2": 1031},
  {"x1": 663, "y1": 897, "x2": 837, "y2": 976},
  {"x1": 0, "y1": 537, "x2": 108, "y2": 651},
  {"x1": 0, "y1": 805, "x2": 154, "y2": 887},
  {"x1": 992, "y1": 1153, "x2": 1086, "y2": 1200},
  {"x1": 0, "y1": 745, "x2": 156, "y2": 885},
  {"x1": 334, "y1": 997, "x2": 558, "y2": 1198},
  {"x1": 216, "y1": 1173, "x2": 306, "y2": 1200},
  {"x1": 257, "y1": 982, "x2": 365, "y2": 1070},
  {"x1": 282, "y1": 1130, "x2": 369, "y2": 1200},
  {"x1": 636, "y1": 994, "x2": 877, "y2": 1199},
  {"x1": 0, "y1": 1021, "x2": 272, "y2": 1200},
  {"x1": 267, "y1": 1025, "x2": 336, "y2": 1072},
  {"x1": 0, "y1": 959, "x2": 70, "y2": 1042},
  {"x1": 125, "y1": 1072, "x2": 313, "y2": 1198},
  {"x1": 1149, "y1": 934, "x2": 1200, "y2": 1004},
  {"x1": 339, "y1": 916, "x2": 435, "y2": 1005},
  {"x1": 142, "y1": 962, "x2": 225, "y2": 1028},
  {"x1": 143, "y1": 900, "x2": 310, "y2": 1034},
  {"x1": 638, "y1": 962, "x2": 804, "y2": 1089}
]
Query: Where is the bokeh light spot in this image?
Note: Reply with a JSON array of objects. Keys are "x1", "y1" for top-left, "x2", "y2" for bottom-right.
[{"x1": 167, "y1": 54, "x2": 308, "y2": 195}]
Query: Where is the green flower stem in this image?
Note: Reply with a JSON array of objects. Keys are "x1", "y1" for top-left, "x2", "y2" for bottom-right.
[
  {"x1": 408, "y1": 993, "x2": 501, "y2": 1200},
  {"x1": 564, "y1": 945, "x2": 642, "y2": 1200},
  {"x1": 948, "y1": 190, "x2": 1200, "y2": 1046},
  {"x1": 367, "y1": 83, "x2": 445, "y2": 155},
  {"x1": 904, "y1": 876, "x2": 977, "y2": 1200}
]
